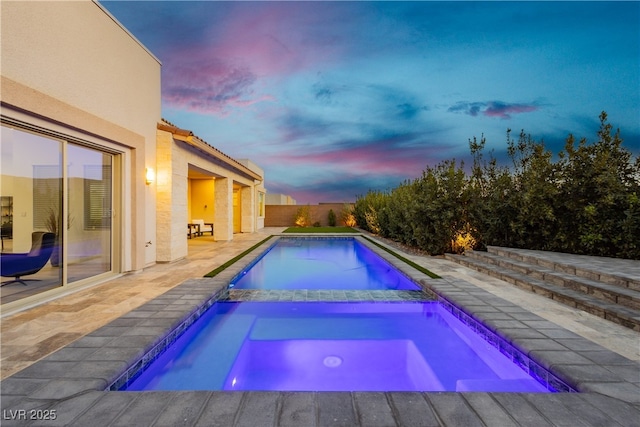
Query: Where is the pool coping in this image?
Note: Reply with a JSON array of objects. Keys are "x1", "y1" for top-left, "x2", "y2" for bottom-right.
[{"x1": 1, "y1": 234, "x2": 639, "y2": 426}]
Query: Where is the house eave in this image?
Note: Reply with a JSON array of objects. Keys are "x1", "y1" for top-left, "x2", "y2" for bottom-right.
[{"x1": 158, "y1": 120, "x2": 263, "y2": 182}]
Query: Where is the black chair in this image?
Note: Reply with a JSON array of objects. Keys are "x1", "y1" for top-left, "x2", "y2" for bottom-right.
[
  {"x1": 1, "y1": 232, "x2": 56, "y2": 286},
  {"x1": 0, "y1": 222, "x2": 12, "y2": 250}
]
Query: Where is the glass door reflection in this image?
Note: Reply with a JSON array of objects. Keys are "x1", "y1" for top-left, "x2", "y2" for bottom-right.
[
  {"x1": 66, "y1": 144, "x2": 112, "y2": 283},
  {"x1": 0, "y1": 127, "x2": 63, "y2": 303}
]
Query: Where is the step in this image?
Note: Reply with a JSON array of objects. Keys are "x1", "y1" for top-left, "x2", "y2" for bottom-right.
[
  {"x1": 445, "y1": 254, "x2": 640, "y2": 332},
  {"x1": 464, "y1": 250, "x2": 640, "y2": 311},
  {"x1": 487, "y1": 246, "x2": 640, "y2": 292}
]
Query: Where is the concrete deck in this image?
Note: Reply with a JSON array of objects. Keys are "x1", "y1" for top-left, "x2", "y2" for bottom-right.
[{"x1": 1, "y1": 228, "x2": 639, "y2": 426}]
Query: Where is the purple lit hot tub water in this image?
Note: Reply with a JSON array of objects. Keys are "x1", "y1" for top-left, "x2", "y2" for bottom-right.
[
  {"x1": 124, "y1": 302, "x2": 552, "y2": 393},
  {"x1": 230, "y1": 238, "x2": 420, "y2": 290}
]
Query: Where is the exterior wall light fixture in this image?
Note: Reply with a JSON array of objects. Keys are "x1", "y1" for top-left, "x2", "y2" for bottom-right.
[{"x1": 146, "y1": 168, "x2": 155, "y2": 185}]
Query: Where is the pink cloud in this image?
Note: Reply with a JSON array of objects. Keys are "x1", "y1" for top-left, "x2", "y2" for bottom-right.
[
  {"x1": 266, "y1": 182, "x2": 328, "y2": 204},
  {"x1": 162, "y1": 3, "x2": 348, "y2": 114},
  {"x1": 266, "y1": 139, "x2": 439, "y2": 178},
  {"x1": 162, "y1": 57, "x2": 265, "y2": 114},
  {"x1": 268, "y1": 176, "x2": 376, "y2": 204},
  {"x1": 211, "y1": 3, "x2": 347, "y2": 76}
]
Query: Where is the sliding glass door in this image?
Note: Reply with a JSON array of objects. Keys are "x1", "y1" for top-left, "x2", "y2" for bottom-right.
[
  {"x1": 1, "y1": 127, "x2": 63, "y2": 303},
  {"x1": 0, "y1": 125, "x2": 116, "y2": 304},
  {"x1": 66, "y1": 144, "x2": 113, "y2": 283}
]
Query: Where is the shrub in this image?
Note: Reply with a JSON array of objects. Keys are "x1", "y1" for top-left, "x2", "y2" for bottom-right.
[
  {"x1": 354, "y1": 190, "x2": 387, "y2": 234},
  {"x1": 294, "y1": 205, "x2": 311, "y2": 227},
  {"x1": 364, "y1": 205, "x2": 381, "y2": 234},
  {"x1": 340, "y1": 204, "x2": 357, "y2": 227},
  {"x1": 328, "y1": 209, "x2": 337, "y2": 226}
]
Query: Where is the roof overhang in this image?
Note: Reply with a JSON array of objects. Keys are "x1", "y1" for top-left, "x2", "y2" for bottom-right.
[{"x1": 158, "y1": 120, "x2": 263, "y2": 182}]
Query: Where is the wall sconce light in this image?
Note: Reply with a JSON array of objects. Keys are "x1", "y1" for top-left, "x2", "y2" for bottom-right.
[{"x1": 146, "y1": 168, "x2": 155, "y2": 185}]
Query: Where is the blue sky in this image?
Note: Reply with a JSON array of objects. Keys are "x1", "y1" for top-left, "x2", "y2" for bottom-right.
[{"x1": 102, "y1": 1, "x2": 640, "y2": 203}]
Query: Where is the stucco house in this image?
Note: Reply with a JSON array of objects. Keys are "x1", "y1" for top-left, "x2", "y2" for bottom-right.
[{"x1": 0, "y1": 1, "x2": 265, "y2": 314}]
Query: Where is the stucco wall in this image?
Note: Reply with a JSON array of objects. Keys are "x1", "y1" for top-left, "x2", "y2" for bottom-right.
[
  {"x1": 190, "y1": 180, "x2": 216, "y2": 224},
  {"x1": 1, "y1": 1, "x2": 161, "y2": 141},
  {"x1": 265, "y1": 203, "x2": 352, "y2": 227},
  {"x1": 1, "y1": 0, "x2": 161, "y2": 270}
]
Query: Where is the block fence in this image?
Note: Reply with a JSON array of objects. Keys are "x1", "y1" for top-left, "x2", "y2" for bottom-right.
[{"x1": 265, "y1": 203, "x2": 353, "y2": 227}]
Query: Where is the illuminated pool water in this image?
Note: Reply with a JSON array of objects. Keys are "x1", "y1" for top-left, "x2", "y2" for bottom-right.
[
  {"x1": 123, "y1": 302, "x2": 552, "y2": 393},
  {"x1": 230, "y1": 238, "x2": 420, "y2": 290}
]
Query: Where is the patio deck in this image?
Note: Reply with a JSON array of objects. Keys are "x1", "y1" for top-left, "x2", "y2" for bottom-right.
[{"x1": 1, "y1": 228, "x2": 638, "y2": 426}]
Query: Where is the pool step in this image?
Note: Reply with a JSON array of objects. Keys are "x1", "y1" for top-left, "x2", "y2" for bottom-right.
[
  {"x1": 487, "y1": 246, "x2": 640, "y2": 291},
  {"x1": 463, "y1": 250, "x2": 640, "y2": 311},
  {"x1": 444, "y1": 248, "x2": 640, "y2": 332}
]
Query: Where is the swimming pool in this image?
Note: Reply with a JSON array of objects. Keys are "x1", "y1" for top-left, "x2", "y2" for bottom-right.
[
  {"x1": 123, "y1": 301, "x2": 552, "y2": 393},
  {"x1": 230, "y1": 237, "x2": 420, "y2": 290}
]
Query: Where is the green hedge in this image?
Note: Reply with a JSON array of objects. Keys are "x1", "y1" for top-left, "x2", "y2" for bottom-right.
[{"x1": 355, "y1": 112, "x2": 640, "y2": 259}]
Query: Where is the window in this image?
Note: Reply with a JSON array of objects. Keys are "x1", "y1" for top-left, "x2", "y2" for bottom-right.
[
  {"x1": 84, "y1": 165, "x2": 112, "y2": 230},
  {"x1": 33, "y1": 166, "x2": 62, "y2": 231}
]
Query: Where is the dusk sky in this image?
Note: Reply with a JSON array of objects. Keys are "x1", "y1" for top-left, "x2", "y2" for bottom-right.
[{"x1": 102, "y1": 1, "x2": 640, "y2": 203}]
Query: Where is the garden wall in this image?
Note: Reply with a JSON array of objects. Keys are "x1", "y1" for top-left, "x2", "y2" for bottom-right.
[{"x1": 265, "y1": 203, "x2": 351, "y2": 227}]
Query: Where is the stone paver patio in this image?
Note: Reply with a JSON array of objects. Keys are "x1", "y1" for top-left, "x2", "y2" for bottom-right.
[{"x1": 1, "y1": 228, "x2": 639, "y2": 426}]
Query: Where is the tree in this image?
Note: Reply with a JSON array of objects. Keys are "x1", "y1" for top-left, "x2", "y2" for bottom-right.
[
  {"x1": 556, "y1": 112, "x2": 638, "y2": 256},
  {"x1": 507, "y1": 129, "x2": 560, "y2": 249}
]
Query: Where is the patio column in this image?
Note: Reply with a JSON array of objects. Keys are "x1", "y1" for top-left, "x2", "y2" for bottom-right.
[
  {"x1": 156, "y1": 131, "x2": 188, "y2": 262},
  {"x1": 241, "y1": 186, "x2": 255, "y2": 232},
  {"x1": 214, "y1": 177, "x2": 233, "y2": 240}
]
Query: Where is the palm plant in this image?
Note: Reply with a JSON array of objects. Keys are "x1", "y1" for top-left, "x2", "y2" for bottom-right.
[
  {"x1": 44, "y1": 207, "x2": 74, "y2": 266},
  {"x1": 44, "y1": 207, "x2": 74, "y2": 235}
]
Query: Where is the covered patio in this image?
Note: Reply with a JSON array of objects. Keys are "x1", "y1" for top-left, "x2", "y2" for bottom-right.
[{"x1": 155, "y1": 120, "x2": 265, "y2": 264}]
